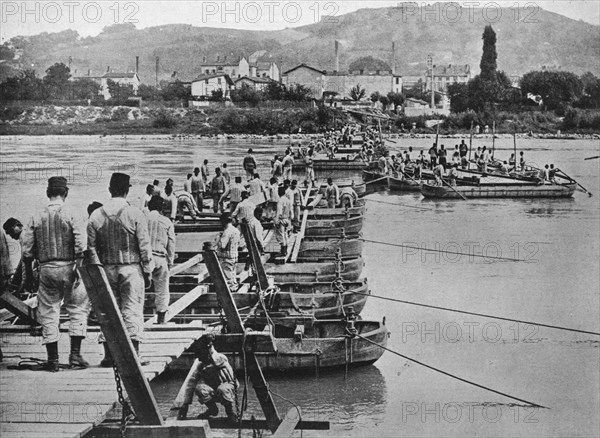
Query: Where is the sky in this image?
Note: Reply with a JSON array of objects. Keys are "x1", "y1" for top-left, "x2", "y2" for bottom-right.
[{"x1": 1, "y1": 0, "x2": 599, "y2": 42}]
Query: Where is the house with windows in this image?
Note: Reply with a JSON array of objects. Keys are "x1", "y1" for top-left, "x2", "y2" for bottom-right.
[
  {"x1": 72, "y1": 71, "x2": 140, "y2": 100},
  {"x1": 425, "y1": 64, "x2": 471, "y2": 94},
  {"x1": 235, "y1": 75, "x2": 277, "y2": 91},
  {"x1": 190, "y1": 73, "x2": 234, "y2": 99}
]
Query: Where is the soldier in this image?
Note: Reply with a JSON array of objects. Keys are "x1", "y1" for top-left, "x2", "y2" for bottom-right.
[
  {"x1": 220, "y1": 176, "x2": 245, "y2": 213},
  {"x1": 210, "y1": 168, "x2": 227, "y2": 213},
  {"x1": 285, "y1": 180, "x2": 302, "y2": 231},
  {"x1": 162, "y1": 185, "x2": 178, "y2": 222},
  {"x1": 339, "y1": 186, "x2": 358, "y2": 208},
  {"x1": 305, "y1": 149, "x2": 316, "y2": 185},
  {"x1": 325, "y1": 178, "x2": 339, "y2": 208},
  {"x1": 191, "y1": 167, "x2": 205, "y2": 212},
  {"x1": 275, "y1": 187, "x2": 293, "y2": 258},
  {"x1": 190, "y1": 333, "x2": 238, "y2": 423},
  {"x1": 87, "y1": 173, "x2": 155, "y2": 366},
  {"x1": 243, "y1": 148, "x2": 257, "y2": 181},
  {"x1": 232, "y1": 191, "x2": 256, "y2": 225},
  {"x1": 147, "y1": 196, "x2": 175, "y2": 324},
  {"x1": 215, "y1": 213, "x2": 240, "y2": 290},
  {"x1": 201, "y1": 159, "x2": 210, "y2": 184},
  {"x1": 21, "y1": 177, "x2": 90, "y2": 371}
]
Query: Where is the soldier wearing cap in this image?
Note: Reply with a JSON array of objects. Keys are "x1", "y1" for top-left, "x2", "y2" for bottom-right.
[
  {"x1": 87, "y1": 172, "x2": 154, "y2": 366},
  {"x1": 147, "y1": 195, "x2": 175, "y2": 324},
  {"x1": 185, "y1": 333, "x2": 238, "y2": 422},
  {"x1": 215, "y1": 213, "x2": 240, "y2": 290},
  {"x1": 231, "y1": 190, "x2": 255, "y2": 225},
  {"x1": 21, "y1": 176, "x2": 90, "y2": 371}
]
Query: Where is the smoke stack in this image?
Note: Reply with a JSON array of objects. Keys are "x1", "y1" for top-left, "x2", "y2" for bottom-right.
[
  {"x1": 87, "y1": 69, "x2": 91, "y2": 76},
  {"x1": 135, "y1": 56, "x2": 139, "y2": 74},
  {"x1": 391, "y1": 42, "x2": 396, "y2": 75},
  {"x1": 107, "y1": 66, "x2": 110, "y2": 73},
  {"x1": 217, "y1": 54, "x2": 220, "y2": 62},
  {"x1": 334, "y1": 40, "x2": 339, "y2": 73}
]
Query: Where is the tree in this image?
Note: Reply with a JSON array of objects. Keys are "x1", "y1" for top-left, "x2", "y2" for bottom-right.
[
  {"x1": 520, "y1": 71, "x2": 584, "y2": 110},
  {"x1": 447, "y1": 82, "x2": 470, "y2": 113},
  {"x1": 43, "y1": 62, "x2": 71, "y2": 99},
  {"x1": 386, "y1": 91, "x2": 404, "y2": 110},
  {"x1": 231, "y1": 83, "x2": 261, "y2": 106},
  {"x1": 379, "y1": 95, "x2": 389, "y2": 110},
  {"x1": 263, "y1": 81, "x2": 286, "y2": 101},
  {"x1": 107, "y1": 79, "x2": 134, "y2": 103},
  {"x1": 284, "y1": 83, "x2": 312, "y2": 101},
  {"x1": 0, "y1": 69, "x2": 43, "y2": 100},
  {"x1": 577, "y1": 72, "x2": 600, "y2": 108},
  {"x1": 137, "y1": 83, "x2": 161, "y2": 101},
  {"x1": 209, "y1": 89, "x2": 224, "y2": 102},
  {"x1": 72, "y1": 78, "x2": 101, "y2": 100},
  {"x1": 480, "y1": 25, "x2": 497, "y2": 80},
  {"x1": 370, "y1": 91, "x2": 381, "y2": 103},
  {"x1": 349, "y1": 84, "x2": 366, "y2": 101},
  {"x1": 160, "y1": 80, "x2": 190, "y2": 101}
]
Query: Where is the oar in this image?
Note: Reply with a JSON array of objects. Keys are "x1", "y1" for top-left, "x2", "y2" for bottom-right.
[
  {"x1": 557, "y1": 170, "x2": 593, "y2": 197},
  {"x1": 442, "y1": 178, "x2": 468, "y2": 200},
  {"x1": 584, "y1": 156, "x2": 599, "y2": 161},
  {"x1": 364, "y1": 176, "x2": 389, "y2": 185}
]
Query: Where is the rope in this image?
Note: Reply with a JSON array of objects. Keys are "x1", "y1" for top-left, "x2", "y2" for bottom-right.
[
  {"x1": 361, "y1": 238, "x2": 522, "y2": 262},
  {"x1": 364, "y1": 198, "x2": 431, "y2": 210},
  {"x1": 354, "y1": 333, "x2": 547, "y2": 408},
  {"x1": 350, "y1": 291, "x2": 600, "y2": 336}
]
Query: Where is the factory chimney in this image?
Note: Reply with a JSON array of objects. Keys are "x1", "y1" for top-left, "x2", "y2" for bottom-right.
[
  {"x1": 135, "y1": 56, "x2": 139, "y2": 74},
  {"x1": 334, "y1": 40, "x2": 339, "y2": 73},
  {"x1": 391, "y1": 42, "x2": 396, "y2": 75}
]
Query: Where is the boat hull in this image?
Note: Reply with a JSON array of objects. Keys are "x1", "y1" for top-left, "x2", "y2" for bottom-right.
[
  {"x1": 388, "y1": 177, "x2": 421, "y2": 192},
  {"x1": 298, "y1": 238, "x2": 364, "y2": 260},
  {"x1": 421, "y1": 182, "x2": 577, "y2": 199},
  {"x1": 305, "y1": 215, "x2": 364, "y2": 237},
  {"x1": 265, "y1": 257, "x2": 364, "y2": 282}
]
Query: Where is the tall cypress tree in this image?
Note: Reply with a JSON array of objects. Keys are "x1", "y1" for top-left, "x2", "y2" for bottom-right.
[{"x1": 480, "y1": 25, "x2": 497, "y2": 80}]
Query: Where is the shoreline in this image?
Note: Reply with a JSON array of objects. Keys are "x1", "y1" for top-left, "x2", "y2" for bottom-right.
[{"x1": 1, "y1": 132, "x2": 598, "y2": 142}]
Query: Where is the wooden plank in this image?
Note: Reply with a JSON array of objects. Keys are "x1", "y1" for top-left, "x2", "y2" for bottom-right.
[
  {"x1": 168, "y1": 358, "x2": 200, "y2": 420},
  {"x1": 290, "y1": 190, "x2": 320, "y2": 263},
  {"x1": 208, "y1": 418, "x2": 329, "y2": 430},
  {"x1": 144, "y1": 285, "x2": 208, "y2": 326},
  {"x1": 0, "y1": 291, "x2": 40, "y2": 325},
  {"x1": 90, "y1": 421, "x2": 210, "y2": 438},
  {"x1": 77, "y1": 250, "x2": 163, "y2": 426},
  {"x1": 273, "y1": 407, "x2": 302, "y2": 438},
  {"x1": 0, "y1": 297, "x2": 37, "y2": 323},
  {"x1": 240, "y1": 223, "x2": 269, "y2": 290},
  {"x1": 170, "y1": 254, "x2": 202, "y2": 276}
]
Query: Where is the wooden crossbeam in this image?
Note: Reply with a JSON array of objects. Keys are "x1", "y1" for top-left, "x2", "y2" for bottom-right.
[
  {"x1": 290, "y1": 190, "x2": 322, "y2": 263},
  {"x1": 144, "y1": 285, "x2": 207, "y2": 327},
  {"x1": 240, "y1": 222, "x2": 269, "y2": 290},
  {"x1": 0, "y1": 292, "x2": 39, "y2": 325},
  {"x1": 170, "y1": 254, "x2": 202, "y2": 276},
  {"x1": 77, "y1": 250, "x2": 163, "y2": 426},
  {"x1": 208, "y1": 418, "x2": 330, "y2": 431},
  {"x1": 273, "y1": 407, "x2": 302, "y2": 438}
]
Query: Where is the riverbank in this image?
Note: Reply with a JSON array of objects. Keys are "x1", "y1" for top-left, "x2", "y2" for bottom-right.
[{"x1": 1, "y1": 104, "x2": 599, "y2": 138}]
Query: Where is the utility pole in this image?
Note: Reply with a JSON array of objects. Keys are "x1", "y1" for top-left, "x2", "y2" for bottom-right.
[
  {"x1": 427, "y1": 54, "x2": 434, "y2": 109},
  {"x1": 155, "y1": 56, "x2": 159, "y2": 88}
]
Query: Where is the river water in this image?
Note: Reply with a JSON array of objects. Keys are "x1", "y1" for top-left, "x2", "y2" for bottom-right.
[{"x1": 0, "y1": 135, "x2": 598, "y2": 437}]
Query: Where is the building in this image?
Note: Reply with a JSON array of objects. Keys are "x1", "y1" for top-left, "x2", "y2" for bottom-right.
[
  {"x1": 425, "y1": 64, "x2": 471, "y2": 94},
  {"x1": 282, "y1": 64, "x2": 327, "y2": 99},
  {"x1": 234, "y1": 76, "x2": 276, "y2": 91},
  {"x1": 198, "y1": 55, "x2": 250, "y2": 79},
  {"x1": 71, "y1": 71, "x2": 140, "y2": 100},
  {"x1": 191, "y1": 73, "x2": 234, "y2": 99}
]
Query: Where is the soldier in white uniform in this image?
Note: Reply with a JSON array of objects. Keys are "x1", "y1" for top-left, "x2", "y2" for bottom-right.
[
  {"x1": 87, "y1": 173, "x2": 155, "y2": 366},
  {"x1": 147, "y1": 196, "x2": 176, "y2": 324},
  {"x1": 21, "y1": 176, "x2": 90, "y2": 371}
]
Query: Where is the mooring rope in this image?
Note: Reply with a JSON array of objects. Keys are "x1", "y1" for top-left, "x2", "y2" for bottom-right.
[
  {"x1": 361, "y1": 238, "x2": 522, "y2": 262},
  {"x1": 353, "y1": 332, "x2": 548, "y2": 408},
  {"x1": 350, "y1": 291, "x2": 600, "y2": 336},
  {"x1": 364, "y1": 198, "x2": 431, "y2": 210}
]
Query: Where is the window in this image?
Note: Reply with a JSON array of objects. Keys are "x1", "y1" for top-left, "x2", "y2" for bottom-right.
[
  {"x1": 218, "y1": 78, "x2": 221, "y2": 84},
  {"x1": 395, "y1": 77, "x2": 399, "y2": 84},
  {"x1": 205, "y1": 79, "x2": 208, "y2": 84},
  {"x1": 205, "y1": 69, "x2": 209, "y2": 74}
]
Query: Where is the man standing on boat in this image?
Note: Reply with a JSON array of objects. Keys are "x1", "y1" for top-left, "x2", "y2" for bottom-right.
[
  {"x1": 201, "y1": 160, "x2": 210, "y2": 184},
  {"x1": 191, "y1": 167, "x2": 205, "y2": 213},
  {"x1": 272, "y1": 155, "x2": 283, "y2": 182},
  {"x1": 21, "y1": 177, "x2": 90, "y2": 371},
  {"x1": 215, "y1": 213, "x2": 240, "y2": 290},
  {"x1": 210, "y1": 168, "x2": 227, "y2": 214},
  {"x1": 282, "y1": 150, "x2": 295, "y2": 181},
  {"x1": 147, "y1": 196, "x2": 175, "y2": 324},
  {"x1": 275, "y1": 187, "x2": 293, "y2": 258},
  {"x1": 232, "y1": 191, "x2": 256, "y2": 225},
  {"x1": 243, "y1": 148, "x2": 257, "y2": 181},
  {"x1": 459, "y1": 140, "x2": 468, "y2": 159},
  {"x1": 325, "y1": 178, "x2": 339, "y2": 208},
  {"x1": 247, "y1": 173, "x2": 267, "y2": 200},
  {"x1": 190, "y1": 333, "x2": 239, "y2": 423},
  {"x1": 220, "y1": 176, "x2": 244, "y2": 213},
  {"x1": 161, "y1": 185, "x2": 178, "y2": 222},
  {"x1": 305, "y1": 149, "x2": 316, "y2": 185},
  {"x1": 286, "y1": 180, "x2": 303, "y2": 232},
  {"x1": 266, "y1": 177, "x2": 280, "y2": 220},
  {"x1": 88, "y1": 172, "x2": 154, "y2": 366},
  {"x1": 428, "y1": 143, "x2": 438, "y2": 169},
  {"x1": 183, "y1": 173, "x2": 193, "y2": 193}
]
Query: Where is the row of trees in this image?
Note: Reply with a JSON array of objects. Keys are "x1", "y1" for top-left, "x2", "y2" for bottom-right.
[
  {"x1": 218, "y1": 81, "x2": 313, "y2": 106},
  {"x1": 447, "y1": 26, "x2": 600, "y2": 113}
]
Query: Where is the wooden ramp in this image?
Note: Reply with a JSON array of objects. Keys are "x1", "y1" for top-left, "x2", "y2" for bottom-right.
[{"x1": 0, "y1": 324, "x2": 204, "y2": 438}]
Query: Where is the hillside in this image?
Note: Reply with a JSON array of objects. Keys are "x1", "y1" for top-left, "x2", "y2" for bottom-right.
[{"x1": 1, "y1": 3, "x2": 598, "y2": 83}]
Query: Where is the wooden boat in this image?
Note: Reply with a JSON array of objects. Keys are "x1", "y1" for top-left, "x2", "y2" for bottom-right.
[
  {"x1": 293, "y1": 157, "x2": 366, "y2": 172},
  {"x1": 297, "y1": 238, "x2": 364, "y2": 260},
  {"x1": 310, "y1": 204, "x2": 365, "y2": 218},
  {"x1": 421, "y1": 182, "x2": 577, "y2": 199},
  {"x1": 265, "y1": 257, "x2": 364, "y2": 282},
  {"x1": 388, "y1": 176, "x2": 422, "y2": 192},
  {"x1": 305, "y1": 215, "x2": 364, "y2": 237},
  {"x1": 362, "y1": 170, "x2": 389, "y2": 189},
  {"x1": 170, "y1": 318, "x2": 388, "y2": 373},
  {"x1": 148, "y1": 278, "x2": 370, "y2": 321}
]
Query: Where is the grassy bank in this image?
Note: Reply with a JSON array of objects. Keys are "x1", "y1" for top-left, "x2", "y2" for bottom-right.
[{"x1": 1, "y1": 104, "x2": 599, "y2": 136}]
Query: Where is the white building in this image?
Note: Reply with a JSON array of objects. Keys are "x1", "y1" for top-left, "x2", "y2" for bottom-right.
[{"x1": 191, "y1": 73, "x2": 234, "y2": 99}]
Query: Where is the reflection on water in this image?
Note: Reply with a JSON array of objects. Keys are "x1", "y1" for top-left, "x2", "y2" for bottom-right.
[{"x1": 1, "y1": 136, "x2": 599, "y2": 437}]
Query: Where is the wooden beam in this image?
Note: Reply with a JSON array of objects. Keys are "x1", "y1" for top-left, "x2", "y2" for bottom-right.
[
  {"x1": 212, "y1": 331, "x2": 277, "y2": 353},
  {"x1": 144, "y1": 285, "x2": 207, "y2": 327},
  {"x1": 77, "y1": 250, "x2": 163, "y2": 426},
  {"x1": 168, "y1": 358, "x2": 200, "y2": 421},
  {"x1": 290, "y1": 186, "x2": 319, "y2": 263},
  {"x1": 170, "y1": 254, "x2": 202, "y2": 276},
  {"x1": 0, "y1": 292, "x2": 39, "y2": 325},
  {"x1": 202, "y1": 242, "x2": 281, "y2": 433},
  {"x1": 208, "y1": 418, "x2": 330, "y2": 430},
  {"x1": 273, "y1": 407, "x2": 302, "y2": 438},
  {"x1": 240, "y1": 222, "x2": 269, "y2": 290}
]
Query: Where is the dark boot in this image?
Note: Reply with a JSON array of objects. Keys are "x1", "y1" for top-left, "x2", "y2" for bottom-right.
[
  {"x1": 279, "y1": 245, "x2": 287, "y2": 257},
  {"x1": 100, "y1": 343, "x2": 114, "y2": 368},
  {"x1": 69, "y1": 336, "x2": 89, "y2": 368},
  {"x1": 44, "y1": 341, "x2": 59, "y2": 372},
  {"x1": 224, "y1": 402, "x2": 238, "y2": 423},
  {"x1": 197, "y1": 402, "x2": 219, "y2": 419},
  {"x1": 156, "y1": 312, "x2": 166, "y2": 324},
  {"x1": 132, "y1": 340, "x2": 149, "y2": 366}
]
